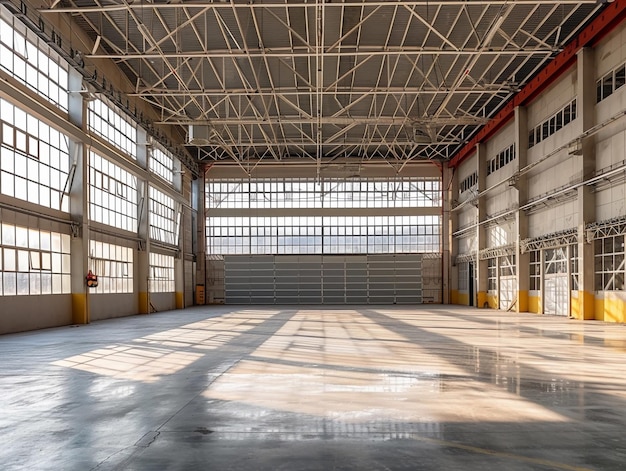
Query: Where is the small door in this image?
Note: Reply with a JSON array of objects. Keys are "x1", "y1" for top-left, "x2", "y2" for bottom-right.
[
  {"x1": 544, "y1": 275, "x2": 568, "y2": 316},
  {"x1": 499, "y1": 276, "x2": 516, "y2": 311}
]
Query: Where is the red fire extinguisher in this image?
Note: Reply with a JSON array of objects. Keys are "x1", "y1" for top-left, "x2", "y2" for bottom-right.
[{"x1": 86, "y1": 270, "x2": 98, "y2": 288}]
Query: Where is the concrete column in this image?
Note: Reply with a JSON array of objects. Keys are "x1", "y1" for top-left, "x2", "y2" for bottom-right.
[
  {"x1": 514, "y1": 106, "x2": 530, "y2": 313},
  {"x1": 175, "y1": 257, "x2": 184, "y2": 309},
  {"x1": 68, "y1": 68, "x2": 89, "y2": 324},
  {"x1": 194, "y1": 167, "x2": 207, "y2": 305},
  {"x1": 475, "y1": 143, "x2": 488, "y2": 308},
  {"x1": 442, "y1": 164, "x2": 455, "y2": 304},
  {"x1": 137, "y1": 179, "x2": 150, "y2": 314},
  {"x1": 575, "y1": 47, "x2": 596, "y2": 320},
  {"x1": 69, "y1": 140, "x2": 89, "y2": 324}
]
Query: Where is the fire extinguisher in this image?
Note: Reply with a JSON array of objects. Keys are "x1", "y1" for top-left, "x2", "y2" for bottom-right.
[{"x1": 86, "y1": 270, "x2": 98, "y2": 288}]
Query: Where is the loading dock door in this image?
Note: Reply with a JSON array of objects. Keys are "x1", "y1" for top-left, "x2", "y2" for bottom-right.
[{"x1": 224, "y1": 254, "x2": 426, "y2": 304}]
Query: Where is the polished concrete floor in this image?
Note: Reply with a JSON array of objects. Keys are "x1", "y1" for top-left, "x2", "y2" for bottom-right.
[{"x1": 2, "y1": 305, "x2": 626, "y2": 470}]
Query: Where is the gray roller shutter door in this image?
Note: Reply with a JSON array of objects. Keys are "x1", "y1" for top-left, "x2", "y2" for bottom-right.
[{"x1": 224, "y1": 254, "x2": 427, "y2": 305}]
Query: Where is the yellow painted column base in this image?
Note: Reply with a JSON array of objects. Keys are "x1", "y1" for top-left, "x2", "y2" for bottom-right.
[
  {"x1": 175, "y1": 291, "x2": 184, "y2": 309},
  {"x1": 72, "y1": 293, "x2": 89, "y2": 324},
  {"x1": 138, "y1": 292, "x2": 150, "y2": 314},
  {"x1": 575, "y1": 290, "x2": 595, "y2": 320},
  {"x1": 477, "y1": 291, "x2": 488, "y2": 308},
  {"x1": 450, "y1": 290, "x2": 459, "y2": 304}
]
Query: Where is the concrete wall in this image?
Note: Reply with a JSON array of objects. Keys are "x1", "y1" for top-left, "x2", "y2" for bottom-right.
[{"x1": 0, "y1": 295, "x2": 73, "y2": 334}]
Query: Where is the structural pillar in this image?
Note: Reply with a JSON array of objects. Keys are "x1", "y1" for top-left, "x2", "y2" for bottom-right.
[
  {"x1": 442, "y1": 164, "x2": 455, "y2": 304},
  {"x1": 575, "y1": 47, "x2": 596, "y2": 320},
  {"x1": 475, "y1": 143, "x2": 488, "y2": 308},
  {"x1": 514, "y1": 106, "x2": 530, "y2": 313}
]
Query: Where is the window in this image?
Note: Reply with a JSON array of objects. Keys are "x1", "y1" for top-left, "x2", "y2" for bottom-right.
[
  {"x1": 89, "y1": 240, "x2": 133, "y2": 294},
  {"x1": 206, "y1": 177, "x2": 440, "y2": 209},
  {"x1": 594, "y1": 236, "x2": 625, "y2": 291},
  {"x1": 149, "y1": 186, "x2": 179, "y2": 246},
  {"x1": 460, "y1": 172, "x2": 478, "y2": 194},
  {"x1": 0, "y1": 98, "x2": 71, "y2": 211},
  {"x1": 545, "y1": 247, "x2": 567, "y2": 275},
  {"x1": 89, "y1": 152, "x2": 138, "y2": 232},
  {"x1": 206, "y1": 177, "x2": 441, "y2": 255},
  {"x1": 487, "y1": 258, "x2": 497, "y2": 291},
  {"x1": 596, "y1": 62, "x2": 626, "y2": 103},
  {"x1": 528, "y1": 99, "x2": 577, "y2": 148},
  {"x1": 486, "y1": 144, "x2": 515, "y2": 176},
  {"x1": 570, "y1": 244, "x2": 579, "y2": 291},
  {"x1": 150, "y1": 145, "x2": 175, "y2": 184},
  {"x1": 529, "y1": 251, "x2": 540, "y2": 291},
  {"x1": 458, "y1": 262, "x2": 468, "y2": 291},
  {"x1": 1, "y1": 223, "x2": 71, "y2": 295},
  {"x1": 149, "y1": 252, "x2": 175, "y2": 293},
  {"x1": 0, "y1": 9, "x2": 69, "y2": 111},
  {"x1": 207, "y1": 215, "x2": 440, "y2": 255},
  {"x1": 499, "y1": 254, "x2": 516, "y2": 277},
  {"x1": 88, "y1": 98, "x2": 137, "y2": 158}
]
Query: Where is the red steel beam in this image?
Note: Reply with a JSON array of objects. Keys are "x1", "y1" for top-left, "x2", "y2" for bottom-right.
[{"x1": 448, "y1": 0, "x2": 626, "y2": 169}]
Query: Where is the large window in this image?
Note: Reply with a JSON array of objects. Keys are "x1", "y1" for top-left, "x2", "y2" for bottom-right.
[
  {"x1": 594, "y1": 236, "x2": 625, "y2": 291},
  {"x1": 0, "y1": 7, "x2": 69, "y2": 111},
  {"x1": 0, "y1": 98, "x2": 70, "y2": 211},
  {"x1": 149, "y1": 252, "x2": 175, "y2": 293},
  {"x1": 88, "y1": 98, "x2": 137, "y2": 158},
  {"x1": 89, "y1": 152, "x2": 138, "y2": 232},
  {"x1": 207, "y1": 215, "x2": 440, "y2": 255},
  {"x1": 149, "y1": 186, "x2": 179, "y2": 246},
  {"x1": 1, "y1": 223, "x2": 71, "y2": 296},
  {"x1": 207, "y1": 177, "x2": 440, "y2": 209},
  {"x1": 207, "y1": 176, "x2": 441, "y2": 256},
  {"x1": 89, "y1": 240, "x2": 133, "y2": 294},
  {"x1": 150, "y1": 146, "x2": 175, "y2": 184}
]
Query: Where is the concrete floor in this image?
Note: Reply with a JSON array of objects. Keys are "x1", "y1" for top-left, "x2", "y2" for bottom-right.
[{"x1": 2, "y1": 306, "x2": 626, "y2": 470}]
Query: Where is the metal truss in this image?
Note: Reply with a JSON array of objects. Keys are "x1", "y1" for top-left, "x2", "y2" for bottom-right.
[
  {"x1": 455, "y1": 252, "x2": 476, "y2": 264},
  {"x1": 35, "y1": 0, "x2": 603, "y2": 166},
  {"x1": 586, "y1": 216, "x2": 626, "y2": 242},
  {"x1": 478, "y1": 244, "x2": 515, "y2": 261},
  {"x1": 521, "y1": 228, "x2": 578, "y2": 253}
]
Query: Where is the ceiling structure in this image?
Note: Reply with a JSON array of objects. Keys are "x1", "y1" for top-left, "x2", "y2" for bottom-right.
[{"x1": 38, "y1": 0, "x2": 608, "y2": 168}]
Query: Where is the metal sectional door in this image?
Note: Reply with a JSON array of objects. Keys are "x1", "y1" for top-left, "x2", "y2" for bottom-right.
[{"x1": 225, "y1": 254, "x2": 426, "y2": 305}]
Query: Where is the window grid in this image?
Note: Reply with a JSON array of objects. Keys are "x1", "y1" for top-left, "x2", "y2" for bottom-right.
[
  {"x1": 458, "y1": 262, "x2": 469, "y2": 291},
  {"x1": 499, "y1": 254, "x2": 516, "y2": 277},
  {"x1": 88, "y1": 98, "x2": 137, "y2": 158},
  {"x1": 487, "y1": 144, "x2": 516, "y2": 175},
  {"x1": 594, "y1": 236, "x2": 625, "y2": 291},
  {"x1": 570, "y1": 244, "x2": 579, "y2": 291},
  {"x1": 596, "y1": 62, "x2": 626, "y2": 103},
  {"x1": 529, "y1": 251, "x2": 540, "y2": 291},
  {"x1": 207, "y1": 215, "x2": 440, "y2": 255},
  {"x1": 149, "y1": 186, "x2": 178, "y2": 246},
  {"x1": 150, "y1": 146, "x2": 174, "y2": 184},
  {"x1": 149, "y1": 252, "x2": 175, "y2": 293},
  {"x1": 0, "y1": 98, "x2": 70, "y2": 212},
  {"x1": 1, "y1": 223, "x2": 71, "y2": 296},
  {"x1": 459, "y1": 172, "x2": 478, "y2": 194},
  {"x1": 89, "y1": 240, "x2": 133, "y2": 294},
  {"x1": 528, "y1": 98, "x2": 577, "y2": 148},
  {"x1": 89, "y1": 152, "x2": 138, "y2": 232},
  {"x1": 0, "y1": 9, "x2": 69, "y2": 111},
  {"x1": 487, "y1": 258, "x2": 497, "y2": 291},
  {"x1": 207, "y1": 177, "x2": 441, "y2": 209}
]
